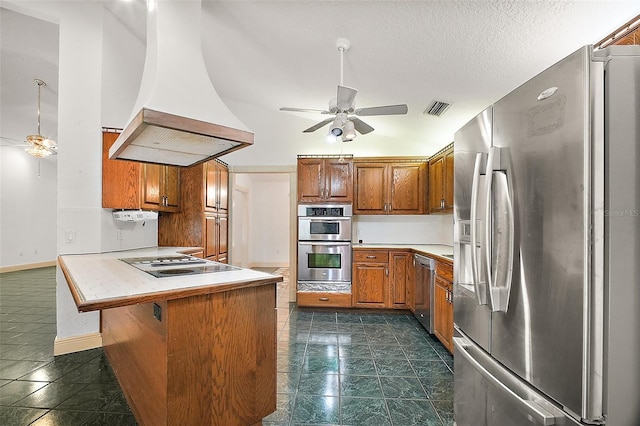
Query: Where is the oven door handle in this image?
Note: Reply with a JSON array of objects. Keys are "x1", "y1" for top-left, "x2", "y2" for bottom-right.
[
  {"x1": 303, "y1": 217, "x2": 351, "y2": 221},
  {"x1": 297, "y1": 241, "x2": 352, "y2": 246}
]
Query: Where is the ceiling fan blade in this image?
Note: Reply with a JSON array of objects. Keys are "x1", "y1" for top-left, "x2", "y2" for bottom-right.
[
  {"x1": 303, "y1": 117, "x2": 335, "y2": 133},
  {"x1": 336, "y1": 86, "x2": 357, "y2": 111},
  {"x1": 351, "y1": 117, "x2": 375, "y2": 135},
  {"x1": 354, "y1": 104, "x2": 408, "y2": 116},
  {"x1": 280, "y1": 107, "x2": 330, "y2": 114}
]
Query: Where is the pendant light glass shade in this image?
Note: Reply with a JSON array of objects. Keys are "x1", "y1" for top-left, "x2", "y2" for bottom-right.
[{"x1": 25, "y1": 79, "x2": 56, "y2": 158}]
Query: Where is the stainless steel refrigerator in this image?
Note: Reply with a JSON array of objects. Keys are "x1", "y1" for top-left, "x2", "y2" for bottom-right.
[{"x1": 453, "y1": 45, "x2": 639, "y2": 425}]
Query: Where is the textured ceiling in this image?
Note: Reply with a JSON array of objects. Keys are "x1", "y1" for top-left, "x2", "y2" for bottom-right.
[{"x1": 1, "y1": 1, "x2": 639, "y2": 165}]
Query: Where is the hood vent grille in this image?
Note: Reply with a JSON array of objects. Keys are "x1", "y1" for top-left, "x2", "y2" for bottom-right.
[{"x1": 423, "y1": 100, "x2": 451, "y2": 117}]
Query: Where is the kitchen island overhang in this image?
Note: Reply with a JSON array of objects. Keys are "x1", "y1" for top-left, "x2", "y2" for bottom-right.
[{"x1": 59, "y1": 247, "x2": 282, "y2": 426}]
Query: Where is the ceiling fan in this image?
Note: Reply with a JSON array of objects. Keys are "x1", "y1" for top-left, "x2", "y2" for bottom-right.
[
  {"x1": 0, "y1": 78, "x2": 57, "y2": 158},
  {"x1": 279, "y1": 38, "x2": 408, "y2": 142}
]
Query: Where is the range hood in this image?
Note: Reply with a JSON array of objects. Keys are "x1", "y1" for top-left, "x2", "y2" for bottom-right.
[{"x1": 109, "y1": 0, "x2": 253, "y2": 167}]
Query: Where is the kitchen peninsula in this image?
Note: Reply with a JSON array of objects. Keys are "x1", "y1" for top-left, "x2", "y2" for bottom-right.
[{"x1": 59, "y1": 247, "x2": 282, "y2": 426}]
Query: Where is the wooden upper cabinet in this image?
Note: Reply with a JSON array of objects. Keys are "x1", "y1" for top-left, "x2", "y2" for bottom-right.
[
  {"x1": 353, "y1": 163, "x2": 386, "y2": 213},
  {"x1": 354, "y1": 160, "x2": 427, "y2": 215},
  {"x1": 428, "y1": 143, "x2": 454, "y2": 213},
  {"x1": 297, "y1": 157, "x2": 353, "y2": 203},
  {"x1": 102, "y1": 131, "x2": 180, "y2": 212},
  {"x1": 205, "y1": 160, "x2": 228, "y2": 213},
  {"x1": 389, "y1": 163, "x2": 426, "y2": 214}
]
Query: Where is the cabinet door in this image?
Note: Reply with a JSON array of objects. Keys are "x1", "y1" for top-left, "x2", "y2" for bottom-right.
[
  {"x1": 389, "y1": 163, "x2": 425, "y2": 214},
  {"x1": 218, "y1": 166, "x2": 228, "y2": 213},
  {"x1": 163, "y1": 166, "x2": 181, "y2": 212},
  {"x1": 324, "y1": 159, "x2": 353, "y2": 202},
  {"x1": 434, "y1": 275, "x2": 453, "y2": 352},
  {"x1": 354, "y1": 163, "x2": 387, "y2": 214},
  {"x1": 352, "y1": 262, "x2": 388, "y2": 308},
  {"x1": 297, "y1": 158, "x2": 324, "y2": 202},
  {"x1": 205, "y1": 161, "x2": 228, "y2": 213},
  {"x1": 428, "y1": 155, "x2": 444, "y2": 212},
  {"x1": 389, "y1": 252, "x2": 411, "y2": 308},
  {"x1": 204, "y1": 215, "x2": 218, "y2": 259},
  {"x1": 218, "y1": 214, "x2": 228, "y2": 263},
  {"x1": 102, "y1": 132, "x2": 142, "y2": 209},
  {"x1": 205, "y1": 161, "x2": 218, "y2": 211},
  {"x1": 141, "y1": 164, "x2": 163, "y2": 210},
  {"x1": 444, "y1": 148, "x2": 454, "y2": 211}
]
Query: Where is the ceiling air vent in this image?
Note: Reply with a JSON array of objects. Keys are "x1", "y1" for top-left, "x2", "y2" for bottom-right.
[{"x1": 423, "y1": 100, "x2": 451, "y2": 117}]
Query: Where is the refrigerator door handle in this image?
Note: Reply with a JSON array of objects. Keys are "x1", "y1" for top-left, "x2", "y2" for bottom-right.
[
  {"x1": 484, "y1": 147, "x2": 515, "y2": 312},
  {"x1": 453, "y1": 336, "x2": 559, "y2": 426},
  {"x1": 470, "y1": 152, "x2": 488, "y2": 305}
]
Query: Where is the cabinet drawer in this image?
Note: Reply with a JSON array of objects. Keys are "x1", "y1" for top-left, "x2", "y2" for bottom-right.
[
  {"x1": 353, "y1": 250, "x2": 389, "y2": 263},
  {"x1": 297, "y1": 292, "x2": 352, "y2": 308},
  {"x1": 436, "y1": 261, "x2": 453, "y2": 282}
]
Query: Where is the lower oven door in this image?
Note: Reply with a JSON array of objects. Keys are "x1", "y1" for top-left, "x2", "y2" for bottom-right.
[{"x1": 297, "y1": 241, "x2": 351, "y2": 283}]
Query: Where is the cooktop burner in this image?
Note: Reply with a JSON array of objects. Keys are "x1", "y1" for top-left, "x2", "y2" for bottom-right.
[{"x1": 120, "y1": 255, "x2": 240, "y2": 278}]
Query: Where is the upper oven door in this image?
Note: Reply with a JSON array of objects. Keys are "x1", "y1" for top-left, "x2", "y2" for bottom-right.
[{"x1": 298, "y1": 217, "x2": 352, "y2": 241}]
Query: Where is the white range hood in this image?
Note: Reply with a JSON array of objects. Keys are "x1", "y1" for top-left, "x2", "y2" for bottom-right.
[{"x1": 109, "y1": 0, "x2": 253, "y2": 167}]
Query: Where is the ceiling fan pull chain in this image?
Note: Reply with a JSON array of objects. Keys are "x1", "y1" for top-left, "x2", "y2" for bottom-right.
[{"x1": 339, "y1": 45, "x2": 344, "y2": 86}]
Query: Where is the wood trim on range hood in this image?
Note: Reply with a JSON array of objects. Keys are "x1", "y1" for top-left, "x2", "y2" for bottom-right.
[
  {"x1": 109, "y1": 108, "x2": 254, "y2": 167},
  {"x1": 108, "y1": 0, "x2": 254, "y2": 167}
]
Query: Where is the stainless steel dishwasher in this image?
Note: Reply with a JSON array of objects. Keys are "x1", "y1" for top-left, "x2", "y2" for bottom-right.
[{"x1": 414, "y1": 254, "x2": 435, "y2": 333}]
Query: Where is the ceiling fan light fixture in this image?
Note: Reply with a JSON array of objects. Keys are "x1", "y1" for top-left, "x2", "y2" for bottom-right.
[
  {"x1": 25, "y1": 145, "x2": 53, "y2": 158},
  {"x1": 326, "y1": 133, "x2": 338, "y2": 144},
  {"x1": 342, "y1": 120, "x2": 356, "y2": 141},
  {"x1": 329, "y1": 115, "x2": 346, "y2": 136},
  {"x1": 25, "y1": 79, "x2": 57, "y2": 158}
]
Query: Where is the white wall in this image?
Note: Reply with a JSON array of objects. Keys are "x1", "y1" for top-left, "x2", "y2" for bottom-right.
[
  {"x1": 353, "y1": 214, "x2": 454, "y2": 246},
  {"x1": 0, "y1": 152, "x2": 58, "y2": 268},
  {"x1": 0, "y1": 8, "x2": 59, "y2": 269}
]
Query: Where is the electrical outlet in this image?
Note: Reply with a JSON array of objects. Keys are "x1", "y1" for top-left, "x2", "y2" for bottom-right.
[
  {"x1": 65, "y1": 230, "x2": 76, "y2": 243},
  {"x1": 153, "y1": 303, "x2": 162, "y2": 321}
]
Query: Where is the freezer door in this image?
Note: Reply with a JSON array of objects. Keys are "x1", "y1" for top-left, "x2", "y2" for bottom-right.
[
  {"x1": 453, "y1": 107, "x2": 492, "y2": 352},
  {"x1": 490, "y1": 46, "x2": 596, "y2": 418},
  {"x1": 454, "y1": 331, "x2": 580, "y2": 426}
]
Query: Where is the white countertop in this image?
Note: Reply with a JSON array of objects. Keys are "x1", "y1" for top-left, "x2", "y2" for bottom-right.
[
  {"x1": 59, "y1": 247, "x2": 282, "y2": 312},
  {"x1": 351, "y1": 243, "x2": 454, "y2": 261}
]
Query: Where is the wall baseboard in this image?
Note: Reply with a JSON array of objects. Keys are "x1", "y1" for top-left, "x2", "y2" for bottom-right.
[
  {"x1": 54, "y1": 332, "x2": 102, "y2": 356},
  {"x1": 0, "y1": 261, "x2": 56, "y2": 273}
]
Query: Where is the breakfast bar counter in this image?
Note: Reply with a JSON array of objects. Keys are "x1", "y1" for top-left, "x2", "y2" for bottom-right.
[{"x1": 59, "y1": 247, "x2": 282, "y2": 426}]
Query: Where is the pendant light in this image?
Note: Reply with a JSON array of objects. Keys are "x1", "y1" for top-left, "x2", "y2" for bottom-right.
[{"x1": 25, "y1": 79, "x2": 57, "y2": 159}]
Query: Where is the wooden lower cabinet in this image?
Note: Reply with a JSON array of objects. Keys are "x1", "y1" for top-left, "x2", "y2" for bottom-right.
[
  {"x1": 297, "y1": 292, "x2": 352, "y2": 308},
  {"x1": 101, "y1": 283, "x2": 277, "y2": 425},
  {"x1": 352, "y1": 249, "x2": 416, "y2": 310},
  {"x1": 352, "y1": 261, "x2": 389, "y2": 308},
  {"x1": 352, "y1": 250, "x2": 389, "y2": 308},
  {"x1": 434, "y1": 260, "x2": 454, "y2": 353},
  {"x1": 389, "y1": 251, "x2": 412, "y2": 309}
]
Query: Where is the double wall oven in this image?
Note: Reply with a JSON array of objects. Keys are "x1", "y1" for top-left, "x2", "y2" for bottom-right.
[{"x1": 297, "y1": 204, "x2": 352, "y2": 293}]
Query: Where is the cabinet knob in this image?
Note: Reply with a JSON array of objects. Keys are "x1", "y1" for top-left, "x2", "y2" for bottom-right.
[
  {"x1": 366, "y1": 255, "x2": 376, "y2": 259},
  {"x1": 319, "y1": 297, "x2": 329, "y2": 301}
]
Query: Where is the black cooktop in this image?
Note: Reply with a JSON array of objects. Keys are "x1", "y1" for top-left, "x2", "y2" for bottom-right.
[{"x1": 120, "y1": 255, "x2": 240, "y2": 278}]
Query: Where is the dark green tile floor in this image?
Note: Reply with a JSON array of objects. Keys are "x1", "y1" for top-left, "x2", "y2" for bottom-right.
[{"x1": 1, "y1": 266, "x2": 454, "y2": 425}]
